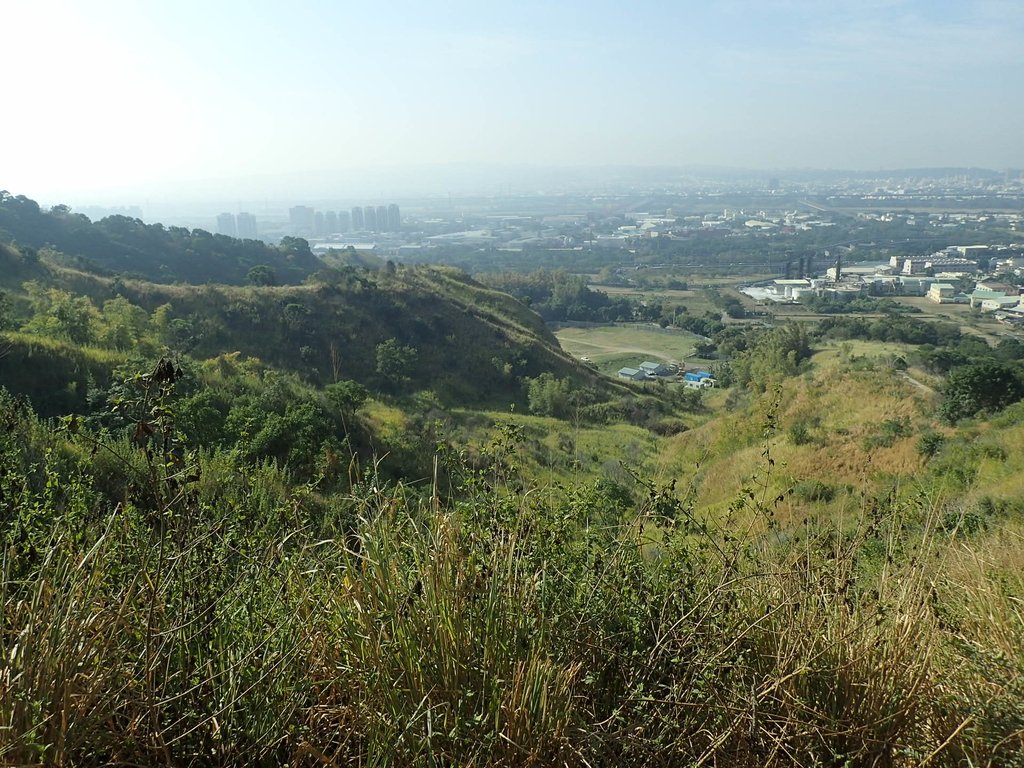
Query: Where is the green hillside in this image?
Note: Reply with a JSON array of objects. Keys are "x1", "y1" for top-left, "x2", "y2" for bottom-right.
[
  {"x1": 119, "y1": 264, "x2": 613, "y2": 405},
  {"x1": 0, "y1": 192, "x2": 616, "y2": 409},
  {"x1": 0, "y1": 191, "x2": 322, "y2": 284},
  {"x1": 0, "y1": 256, "x2": 608, "y2": 411},
  {"x1": 3, "y1": 343, "x2": 1024, "y2": 765},
  {"x1": 4, "y1": 190, "x2": 1024, "y2": 764}
]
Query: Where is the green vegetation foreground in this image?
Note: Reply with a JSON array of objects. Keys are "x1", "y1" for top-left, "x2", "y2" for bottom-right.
[
  {"x1": 3, "y1": 188, "x2": 1024, "y2": 764},
  {"x1": 2, "y1": 377, "x2": 1023, "y2": 766}
]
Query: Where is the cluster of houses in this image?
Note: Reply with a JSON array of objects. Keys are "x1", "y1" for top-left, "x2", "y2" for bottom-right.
[{"x1": 616, "y1": 361, "x2": 716, "y2": 388}]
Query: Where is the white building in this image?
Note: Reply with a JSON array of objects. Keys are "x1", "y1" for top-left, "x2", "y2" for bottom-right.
[
  {"x1": 771, "y1": 279, "x2": 811, "y2": 299},
  {"x1": 927, "y1": 283, "x2": 955, "y2": 303}
]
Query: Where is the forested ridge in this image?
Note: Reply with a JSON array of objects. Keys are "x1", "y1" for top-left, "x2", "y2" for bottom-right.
[{"x1": 0, "y1": 191, "x2": 321, "y2": 284}]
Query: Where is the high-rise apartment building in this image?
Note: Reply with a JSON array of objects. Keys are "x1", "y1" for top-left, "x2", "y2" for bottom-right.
[
  {"x1": 376, "y1": 205, "x2": 388, "y2": 232},
  {"x1": 351, "y1": 206, "x2": 364, "y2": 230},
  {"x1": 337, "y1": 210, "x2": 351, "y2": 232},
  {"x1": 236, "y1": 212, "x2": 257, "y2": 239},
  {"x1": 289, "y1": 205, "x2": 315, "y2": 235},
  {"x1": 387, "y1": 203, "x2": 401, "y2": 231},
  {"x1": 216, "y1": 213, "x2": 236, "y2": 237},
  {"x1": 364, "y1": 205, "x2": 377, "y2": 232},
  {"x1": 314, "y1": 211, "x2": 325, "y2": 236},
  {"x1": 325, "y1": 210, "x2": 338, "y2": 234}
]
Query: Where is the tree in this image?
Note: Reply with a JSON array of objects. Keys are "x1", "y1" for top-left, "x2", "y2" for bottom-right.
[
  {"x1": 375, "y1": 339, "x2": 417, "y2": 391},
  {"x1": 939, "y1": 362, "x2": 1024, "y2": 423},
  {"x1": 325, "y1": 379, "x2": 369, "y2": 417},
  {"x1": 730, "y1": 323, "x2": 812, "y2": 390},
  {"x1": 916, "y1": 431, "x2": 945, "y2": 459},
  {"x1": 100, "y1": 297, "x2": 151, "y2": 350},
  {"x1": 282, "y1": 302, "x2": 310, "y2": 332},
  {"x1": 247, "y1": 264, "x2": 277, "y2": 286},
  {"x1": 176, "y1": 389, "x2": 229, "y2": 447},
  {"x1": 694, "y1": 341, "x2": 716, "y2": 358},
  {"x1": 526, "y1": 373, "x2": 573, "y2": 418},
  {"x1": 21, "y1": 283, "x2": 101, "y2": 344},
  {"x1": 279, "y1": 237, "x2": 312, "y2": 259},
  {"x1": 0, "y1": 290, "x2": 14, "y2": 331}
]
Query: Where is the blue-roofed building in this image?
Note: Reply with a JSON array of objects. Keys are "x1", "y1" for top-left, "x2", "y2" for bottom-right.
[{"x1": 683, "y1": 370, "x2": 716, "y2": 388}]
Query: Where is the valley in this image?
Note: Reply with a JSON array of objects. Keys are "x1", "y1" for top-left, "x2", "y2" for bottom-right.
[{"x1": 2, "y1": 189, "x2": 1024, "y2": 765}]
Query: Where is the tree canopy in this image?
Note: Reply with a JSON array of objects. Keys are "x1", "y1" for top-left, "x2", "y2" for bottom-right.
[{"x1": 939, "y1": 362, "x2": 1024, "y2": 423}]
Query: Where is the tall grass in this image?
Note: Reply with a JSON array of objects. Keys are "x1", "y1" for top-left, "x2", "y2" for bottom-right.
[{"x1": 2, "y1": 399, "x2": 1024, "y2": 765}]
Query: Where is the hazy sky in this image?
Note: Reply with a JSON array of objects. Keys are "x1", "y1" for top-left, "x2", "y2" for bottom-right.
[{"x1": 2, "y1": 0, "x2": 1022, "y2": 203}]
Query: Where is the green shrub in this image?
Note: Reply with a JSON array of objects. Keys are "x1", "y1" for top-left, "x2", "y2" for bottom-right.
[
  {"x1": 863, "y1": 416, "x2": 912, "y2": 449},
  {"x1": 916, "y1": 431, "x2": 946, "y2": 459},
  {"x1": 792, "y1": 478, "x2": 838, "y2": 503}
]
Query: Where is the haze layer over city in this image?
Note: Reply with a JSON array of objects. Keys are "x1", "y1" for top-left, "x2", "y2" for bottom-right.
[{"x1": 3, "y1": 0, "x2": 1023, "y2": 215}]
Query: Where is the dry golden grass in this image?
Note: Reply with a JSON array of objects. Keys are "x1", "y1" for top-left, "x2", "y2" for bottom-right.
[{"x1": 656, "y1": 352, "x2": 945, "y2": 527}]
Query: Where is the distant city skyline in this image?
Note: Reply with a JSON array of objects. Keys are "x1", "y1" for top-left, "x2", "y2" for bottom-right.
[
  {"x1": 2, "y1": 0, "x2": 1022, "y2": 205},
  {"x1": 286, "y1": 203, "x2": 401, "y2": 237}
]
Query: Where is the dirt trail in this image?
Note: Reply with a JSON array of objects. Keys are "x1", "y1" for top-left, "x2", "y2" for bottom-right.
[{"x1": 898, "y1": 371, "x2": 937, "y2": 395}]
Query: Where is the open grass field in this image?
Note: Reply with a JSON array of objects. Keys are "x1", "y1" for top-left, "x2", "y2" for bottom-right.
[
  {"x1": 594, "y1": 278, "x2": 772, "y2": 310},
  {"x1": 554, "y1": 324, "x2": 702, "y2": 374},
  {"x1": 812, "y1": 338, "x2": 911, "y2": 360},
  {"x1": 596, "y1": 285, "x2": 703, "y2": 300},
  {"x1": 765, "y1": 296, "x2": 1019, "y2": 344},
  {"x1": 893, "y1": 296, "x2": 978, "y2": 321},
  {"x1": 593, "y1": 284, "x2": 720, "y2": 316}
]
